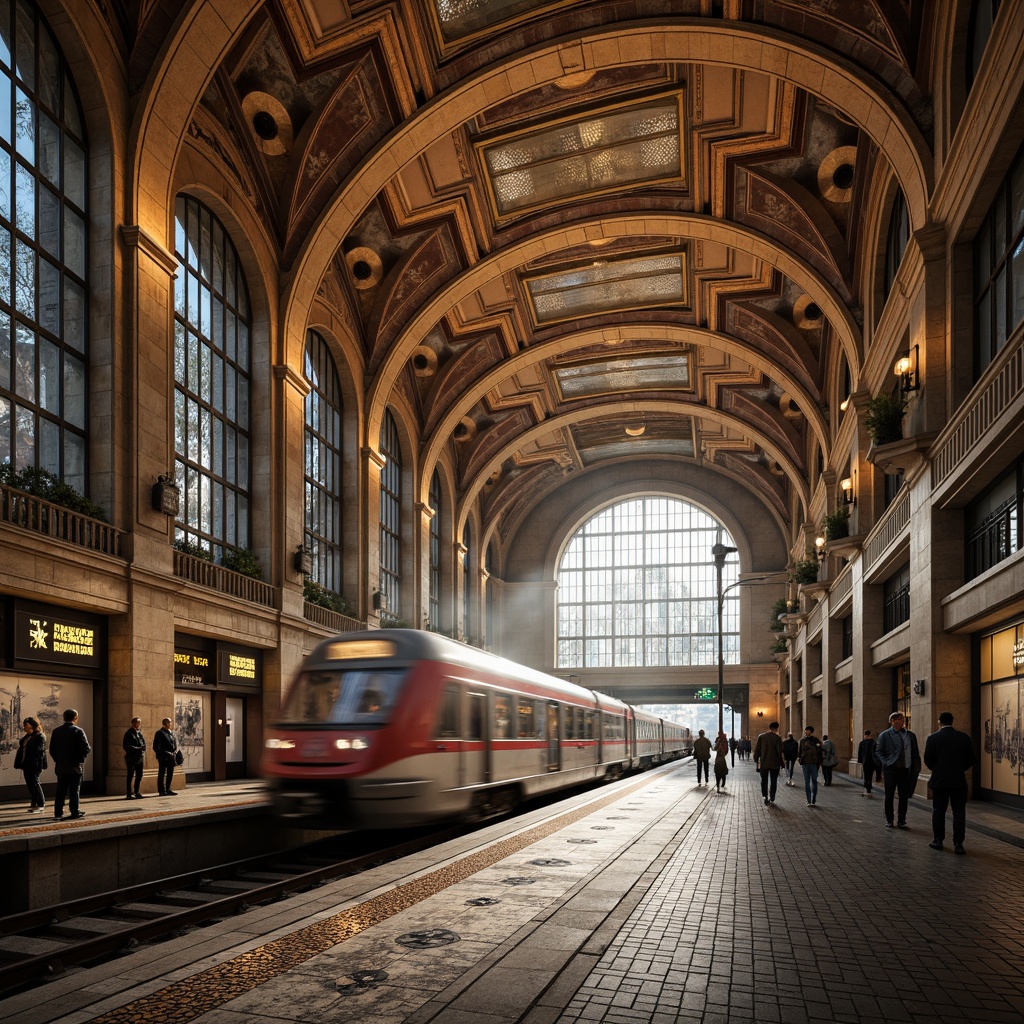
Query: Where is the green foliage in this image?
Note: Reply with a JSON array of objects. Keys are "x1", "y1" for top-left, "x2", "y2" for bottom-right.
[
  {"x1": 173, "y1": 537, "x2": 213, "y2": 561},
  {"x1": 822, "y1": 505, "x2": 850, "y2": 541},
  {"x1": 864, "y1": 391, "x2": 907, "y2": 445},
  {"x1": 769, "y1": 635, "x2": 789, "y2": 655},
  {"x1": 788, "y1": 558, "x2": 819, "y2": 586},
  {"x1": 380, "y1": 614, "x2": 413, "y2": 629},
  {"x1": 0, "y1": 464, "x2": 108, "y2": 521},
  {"x1": 303, "y1": 578, "x2": 350, "y2": 615},
  {"x1": 769, "y1": 597, "x2": 789, "y2": 632},
  {"x1": 221, "y1": 547, "x2": 263, "y2": 579}
]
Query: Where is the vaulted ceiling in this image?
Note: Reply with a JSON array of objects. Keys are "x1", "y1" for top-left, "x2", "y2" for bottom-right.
[{"x1": 149, "y1": 0, "x2": 930, "y2": 551}]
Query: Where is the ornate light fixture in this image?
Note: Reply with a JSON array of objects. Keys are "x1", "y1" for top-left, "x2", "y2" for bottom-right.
[
  {"x1": 894, "y1": 344, "x2": 920, "y2": 392},
  {"x1": 840, "y1": 474, "x2": 856, "y2": 506}
]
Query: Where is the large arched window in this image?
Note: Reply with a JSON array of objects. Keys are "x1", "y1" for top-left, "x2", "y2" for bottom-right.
[
  {"x1": 462, "y1": 521, "x2": 471, "y2": 638},
  {"x1": 173, "y1": 195, "x2": 251, "y2": 558},
  {"x1": 0, "y1": 3, "x2": 88, "y2": 488},
  {"x1": 428, "y1": 469, "x2": 441, "y2": 630},
  {"x1": 557, "y1": 497, "x2": 739, "y2": 669},
  {"x1": 883, "y1": 188, "x2": 909, "y2": 302},
  {"x1": 304, "y1": 330, "x2": 342, "y2": 593},
  {"x1": 379, "y1": 410, "x2": 401, "y2": 618}
]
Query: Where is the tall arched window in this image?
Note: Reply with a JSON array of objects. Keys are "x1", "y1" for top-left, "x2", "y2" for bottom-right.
[
  {"x1": 428, "y1": 469, "x2": 441, "y2": 630},
  {"x1": 462, "y1": 521, "x2": 471, "y2": 639},
  {"x1": 967, "y1": 0, "x2": 999, "y2": 92},
  {"x1": 304, "y1": 330, "x2": 342, "y2": 593},
  {"x1": 173, "y1": 196, "x2": 251, "y2": 558},
  {"x1": 883, "y1": 188, "x2": 909, "y2": 302},
  {"x1": 557, "y1": 497, "x2": 739, "y2": 669},
  {"x1": 379, "y1": 410, "x2": 401, "y2": 618},
  {"x1": 0, "y1": 3, "x2": 88, "y2": 489}
]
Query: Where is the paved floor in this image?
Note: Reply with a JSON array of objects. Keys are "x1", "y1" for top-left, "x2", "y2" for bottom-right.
[{"x1": 2, "y1": 763, "x2": 1023, "y2": 1024}]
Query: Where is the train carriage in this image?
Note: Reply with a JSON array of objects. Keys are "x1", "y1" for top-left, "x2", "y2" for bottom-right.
[{"x1": 262, "y1": 630, "x2": 690, "y2": 828}]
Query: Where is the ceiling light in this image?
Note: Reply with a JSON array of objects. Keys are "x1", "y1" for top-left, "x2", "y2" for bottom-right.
[{"x1": 625, "y1": 424, "x2": 646, "y2": 437}]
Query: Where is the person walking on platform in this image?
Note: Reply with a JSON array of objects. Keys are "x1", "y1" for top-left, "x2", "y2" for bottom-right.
[
  {"x1": 857, "y1": 729, "x2": 879, "y2": 797},
  {"x1": 821, "y1": 734, "x2": 838, "y2": 786},
  {"x1": 15, "y1": 717, "x2": 47, "y2": 812},
  {"x1": 48, "y1": 709, "x2": 91, "y2": 819},
  {"x1": 692, "y1": 729, "x2": 712, "y2": 787},
  {"x1": 154, "y1": 717, "x2": 180, "y2": 796},
  {"x1": 713, "y1": 731, "x2": 730, "y2": 791},
  {"x1": 782, "y1": 732, "x2": 798, "y2": 786},
  {"x1": 875, "y1": 711, "x2": 921, "y2": 830},
  {"x1": 123, "y1": 716, "x2": 147, "y2": 799},
  {"x1": 754, "y1": 720, "x2": 785, "y2": 806},
  {"x1": 799, "y1": 726, "x2": 823, "y2": 806},
  {"x1": 924, "y1": 711, "x2": 975, "y2": 855}
]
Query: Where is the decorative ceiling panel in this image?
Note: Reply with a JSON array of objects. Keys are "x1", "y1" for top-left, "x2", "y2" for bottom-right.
[
  {"x1": 525, "y1": 252, "x2": 688, "y2": 326},
  {"x1": 572, "y1": 417, "x2": 695, "y2": 465},
  {"x1": 477, "y1": 92, "x2": 683, "y2": 220},
  {"x1": 554, "y1": 353, "x2": 691, "y2": 400}
]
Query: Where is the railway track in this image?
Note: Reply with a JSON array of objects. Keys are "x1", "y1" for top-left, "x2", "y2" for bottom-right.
[{"x1": 0, "y1": 825, "x2": 462, "y2": 996}]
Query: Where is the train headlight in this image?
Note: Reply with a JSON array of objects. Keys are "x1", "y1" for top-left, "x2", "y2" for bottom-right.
[
  {"x1": 335, "y1": 736, "x2": 371, "y2": 751},
  {"x1": 265, "y1": 738, "x2": 296, "y2": 750}
]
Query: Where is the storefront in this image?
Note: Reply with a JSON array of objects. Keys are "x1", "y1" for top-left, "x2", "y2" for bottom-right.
[
  {"x1": 978, "y1": 618, "x2": 1024, "y2": 808},
  {"x1": 0, "y1": 599, "x2": 106, "y2": 799},
  {"x1": 174, "y1": 634, "x2": 262, "y2": 781}
]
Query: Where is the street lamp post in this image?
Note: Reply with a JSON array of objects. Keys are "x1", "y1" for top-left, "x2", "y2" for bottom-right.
[{"x1": 711, "y1": 542, "x2": 738, "y2": 760}]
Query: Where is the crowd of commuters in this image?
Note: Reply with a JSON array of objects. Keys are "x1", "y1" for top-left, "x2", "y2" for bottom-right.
[
  {"x1": 699, "y1": 710, "x2": 977, "y2": 855},
  {"x1": 14, "y1": 710, "x2": 182, "y2": 817}
]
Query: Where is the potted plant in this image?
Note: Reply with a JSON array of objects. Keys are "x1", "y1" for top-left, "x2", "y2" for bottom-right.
[
  {"x1": 864, "y1": 391, "x2": 907, "y2": 446},
  {"x1": 221, "y1": 547, "x2": 263, "y2": 579},
  {"x1": 788, "y1": 557, "x2": 820, "y2": 586},
  {"x1": 822, "y1": 506, "x2": 850, "y2": 541},
  {"x1": 303, "y1": 578, "x2": 351, "y2": 615},
  {"x1": 769, "y1": 635, "x2": 788, "y2": 655},
  {"x1": 769, "y1": 597, "x2": 788, "y2": 632},
  {"x1": 173, "y1": 537, "x2": 213, "y2": 561}
]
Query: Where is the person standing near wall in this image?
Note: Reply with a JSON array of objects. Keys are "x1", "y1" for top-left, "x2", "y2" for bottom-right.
[
  {"x1": 15, "y1": 717, "x2": 47, "y2": 812},
  {"x1": 924, "y1": 712, "x2": 975, "y2": 855},
  {"x1": 122, "y1": 716, "x2": 146, "y2": 799},
  {"x1": 875, "y1": 712, "x2": 921, "y2": 830},
  {"x1": 49, "y1": 709, "x2": 91, "y2": 820},
  {"x1": 153, "y1": 717, "x2": 180, "y2": 796}
]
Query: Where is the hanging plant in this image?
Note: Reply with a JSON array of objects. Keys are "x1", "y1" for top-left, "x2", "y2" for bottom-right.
[
  {"x1": 769, "y1": 597, "x2": 789, "y2": 632},
  {"x1": 788, "y1": 557, "x2": 819, "y2": 586},
  {"x1": 769, "y1": 635, "x2": 788, "y2": 655},
  {"x1": 865, "y1": 391, "x2": 908, "y2": 446},
  {"x1": 303, "y1": 578, "x2": 350, "y2": 615},
  {"x1": 822, "y1": 505, "x2": 850, "y2": 541}
]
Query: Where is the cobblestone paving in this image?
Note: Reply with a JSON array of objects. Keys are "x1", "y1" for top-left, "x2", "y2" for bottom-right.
[{"x1": 559, "y1": 765, "x2": 1024, "y2": 1024}]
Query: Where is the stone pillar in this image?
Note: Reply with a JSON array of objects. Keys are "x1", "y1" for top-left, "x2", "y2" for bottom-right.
[
  {"x1": 416, "y1": 502, "x2": 435, "y2": 631},
  {"x1": 361, "y1": 446, "x2": 385, "y2": 624},
  {"x1": 501, "y1": 580, "x2": 558, "y2": 669}
]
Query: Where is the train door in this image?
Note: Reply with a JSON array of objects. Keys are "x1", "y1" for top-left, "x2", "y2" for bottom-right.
[
  {"x1": 546, "y1": 703, "x2": 560, "y2": 772},
  {"x1": 465, "y1": 690, "x2": 487, "y2": 785}
]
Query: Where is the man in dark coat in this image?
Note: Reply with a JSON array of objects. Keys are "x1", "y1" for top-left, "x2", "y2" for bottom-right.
[
  {"x1": 153, "y1": 717, "x2": 180, "y2": 795},
  {"x1": 857, "y1": 729, "x2": 879, "y2": 798},
  {"x1": 48, "y1": 708, "x2": 91, "y2": 819},
  {"x1": 924, "y1": 711, "x2": 975, "y2": 855},
  {"x1": 754, "y1": 721, "x2": 785, "y2": 806},
  {"x1": 122, "y1": 716, "x2": 147, "y2": 799},
  {"x1": 875, "y1": 711, "x2": 921, "y2": 830},
  {"x1": 692, "y1": 729, "x2": 712, "y2": 786}
]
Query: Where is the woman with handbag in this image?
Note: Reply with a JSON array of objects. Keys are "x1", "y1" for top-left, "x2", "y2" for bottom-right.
[
  {"x1": 153, "y1": 717, "x2": 181, "y2": 796},
  {"x1": 14, "y1": 717, "x2": 48, "y2": 812}
]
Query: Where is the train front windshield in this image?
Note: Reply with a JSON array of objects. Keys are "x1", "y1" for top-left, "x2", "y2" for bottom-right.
[{"x1": 280, "y1": 667, "x2": 406, "y2": 725}]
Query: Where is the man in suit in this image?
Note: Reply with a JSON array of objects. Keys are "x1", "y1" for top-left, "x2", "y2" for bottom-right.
[
  {"x1": 924, "y1": 711, "x2": 975, "y2": 855},
  {"x1": 754, "y1": 720, "x2": 785, "y2": 806},
  {"x1": 692, "y1": 729, "x2": 712, "y2": 787},
  {"x1": 122, "y1": 716, "x2": 146, "y2": 799},
  {"x1": 49, "y1": 708, "x2": 91, "y2": 820},
  {"x1": 875, "y1": 711, "x2": 921, "y2": 830}
]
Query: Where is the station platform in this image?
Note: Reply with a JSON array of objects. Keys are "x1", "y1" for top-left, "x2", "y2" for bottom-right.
[{"x1": 3, "y1": 761, "x2": 1024, "y2": 1024}]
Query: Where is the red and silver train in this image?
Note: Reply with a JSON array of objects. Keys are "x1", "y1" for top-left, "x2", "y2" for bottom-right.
[{"x1": 262, "y1": 629, "x2": 692, "y2": 828}]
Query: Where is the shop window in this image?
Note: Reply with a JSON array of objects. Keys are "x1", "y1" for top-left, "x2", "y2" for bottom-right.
[
  {"x1": 173, "y1": 196, "x2": 251, "y2": 559},
  {"x1": 893, "y1": 663, "x2": 911, "y2": 725},
  {"x1": 0, "y1": 2, "x2": 88, "y2": 489},
  {"x1": 303, "y1": 331, "x2": 343, "y2": 595},
  {"x1": 883, "y1": 564, "x2": 910, "y2": 634},
  {"x1": 973, "y1": 142, "x2": 1024, "y2": 379}
]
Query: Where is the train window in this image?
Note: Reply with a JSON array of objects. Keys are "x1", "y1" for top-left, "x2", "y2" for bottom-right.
[
  {"x1": 494, "y1": 694, "x2": 512, "y2": 738},
  {"x1": 279, "y1": 668, "x2": 405, "y2": 725},
  {"x1": 518, "y1": 698, "x2": 538, "y2": 738},
  {"x1": 468, "y1": 692, "x2": 485, "y2": 741},
  {"x1": 576, "y1": 708, "x2": 586, "y2": 739},
  {"x1": 437, "y1": 685, "x2": 460, "y2": 738},
  {"x1": 565, "y1": 707, "x2": 575, "y2": 740}
]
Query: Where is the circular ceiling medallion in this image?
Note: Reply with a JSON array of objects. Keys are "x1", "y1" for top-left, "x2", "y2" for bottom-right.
[
  {"x1": 411, "y1": 346, "x2": 437, "y2": 377},
  {"x1": 344, "y1": 246, "x2": 384, "y2": 290},
  {"x1": 793, "y1": 294, "x2": 825, "y2": 330},
  {"x1": 453, "y1": 416, "x2": 477, "y2": 442},
  {"x1": 817, "y1": 146, "x2": 857, "y2": 203},
  {"x1": 240, "y1": 91, "x2": 293, "y2": 156}
]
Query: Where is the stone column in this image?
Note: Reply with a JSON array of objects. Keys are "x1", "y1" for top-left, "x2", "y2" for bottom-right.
[
  {"x1": 501, "y1": 580, "x2": 558, "y2": 669},
  {"x1": 361, "y1": 446, "x2": 385, "y2": 624}
]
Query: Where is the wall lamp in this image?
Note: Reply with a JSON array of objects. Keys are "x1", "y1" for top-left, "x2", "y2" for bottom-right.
[
  {"x1": 815, "y1": 535, "x2": 826, "y2": 562},
  {"x1": 294, "y1": 544, "x2": 312, "y2": 576},
  {"x1": 840, "y1": 474, "x2": 856, "y2": 506},
  {"x1": 894, "y1": 344, "x2": 920, "y2": 392}
]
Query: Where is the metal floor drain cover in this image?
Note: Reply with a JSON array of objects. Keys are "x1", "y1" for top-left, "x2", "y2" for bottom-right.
[
  {"x1": 337, "y1": 969, "x2": 389, "y2": 994},
  {"x1": 529, "y1": 858, "x2": 571, "y2": 867},
  {"x1": 502, "y1": 876, "x2": 537, "y2": 886},
  {"x1": 466, "y1": 896, "x2": 501, "y2": 906},
  {"x1": 395, "y1": 929, "x2": 460, "y2": 948}
]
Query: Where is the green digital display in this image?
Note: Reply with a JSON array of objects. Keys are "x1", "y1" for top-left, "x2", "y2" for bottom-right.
[{"x1": 693, "y1": 687, "x2": 717, "y2": 700}]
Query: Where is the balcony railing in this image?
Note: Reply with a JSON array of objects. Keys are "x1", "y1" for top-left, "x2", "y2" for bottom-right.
[
  {"x1": 173, "y1": 550, "x2": 275, "y2": 607},
  {"x1": 303, "y1": 602, "x2": 366, "y2": 634},
  {"x1": 863, "y1": 488, "x2": 910, "y2": 572},
  {"x1": 0, "y1": 483, "x2": 122, "y2": 556}
]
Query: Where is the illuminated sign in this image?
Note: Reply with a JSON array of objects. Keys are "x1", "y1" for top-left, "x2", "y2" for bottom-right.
[
  {"x1": 174, "y1": 646, "x2": 214, "y2": 687},
  {"x1": 324, "y1": 640, "x2": 396, "y2": 661},
  {"x1": 693, "y1": 687, "x2": 717, "y2": 700},
  {"x1": 15, "y1": 604, "x2": 102, "y2": 669},
  {"x1": 218, "y1": 645, "x2": 262, "y2": 687}
]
